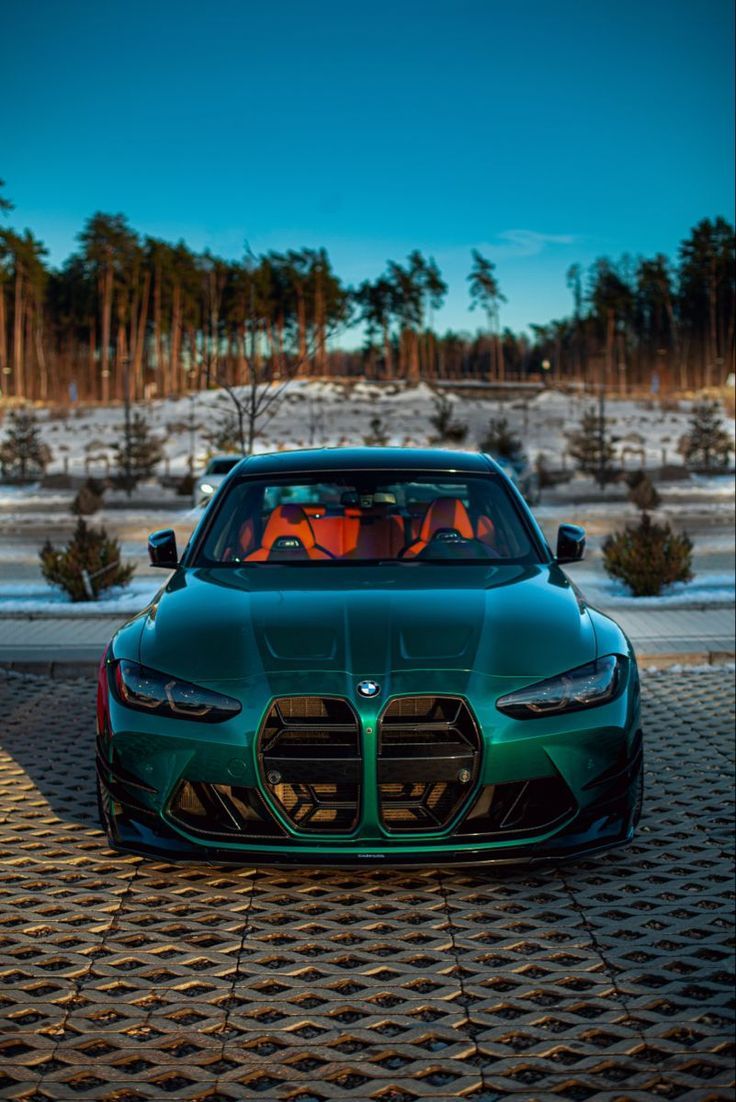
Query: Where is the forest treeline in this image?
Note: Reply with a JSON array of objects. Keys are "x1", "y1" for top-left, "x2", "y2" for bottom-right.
[{"x1": 0, "y1": 181, "x2": 734, "y2": 403}]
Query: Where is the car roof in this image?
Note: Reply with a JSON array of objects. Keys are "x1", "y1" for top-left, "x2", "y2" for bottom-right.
[{"x1": 233, "y1": 447, "x2": 496, "y2": 476}]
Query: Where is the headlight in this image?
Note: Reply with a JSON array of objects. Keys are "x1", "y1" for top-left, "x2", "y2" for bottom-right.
[
  {"x1": 496, "y1": 655, "x2": 626, "y2": 719},
  {"x1": 112, "y1": 660, "x2": 241, "y2": 723},
  {"x1": 200, "y1": 482, "x2": 215, "y2": 495}
]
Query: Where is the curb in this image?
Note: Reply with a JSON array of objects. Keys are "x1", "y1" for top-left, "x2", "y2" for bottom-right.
[{"x1": 637, "y1": 650, "x2": 735, "y2": 669}]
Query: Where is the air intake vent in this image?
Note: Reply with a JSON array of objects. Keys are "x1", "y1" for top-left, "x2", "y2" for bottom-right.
[
  {"x1": 258, "y1": 697, "x2": 361, "y2": 833},
  {"x1": 168, "y1": 781, "x2": 285, "y2": 840},
  {"x1": 377, "y1": 696, "x2": 481, "y2": 832}
]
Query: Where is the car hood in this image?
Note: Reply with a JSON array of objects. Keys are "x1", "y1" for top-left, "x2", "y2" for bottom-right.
[{"x1": 134, "y1": 562, "x2": 597, "y2": 685}]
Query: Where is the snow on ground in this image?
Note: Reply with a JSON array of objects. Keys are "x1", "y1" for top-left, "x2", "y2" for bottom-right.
[
  {"x1": 1, "y1": 383, "x2": 733, "y2": 616},
  {"x1": 572, "y1": 571, "x2": 735, "y2": 609},
  {"x1": 0, "y1": 578, "x2": 162, "y2": 615},
  {"x1": 2, "y1": 569, "x2": 732, "y2": 617},
  {"x1": 16, "y1": 380, "x2": 736, "y2": 477},
  {"x1": 643, "y1": 662, "x2": 736, "y2": 673}
]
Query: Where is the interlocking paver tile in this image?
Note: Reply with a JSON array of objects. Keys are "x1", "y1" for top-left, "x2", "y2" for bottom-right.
[{"x1": 0, "y1": 667, "x2": 733, "y2": 1100}]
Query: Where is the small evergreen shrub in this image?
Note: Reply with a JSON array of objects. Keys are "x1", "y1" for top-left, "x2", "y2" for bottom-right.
[
  {"x1": 0, "y1": 410, "x2": 53, "y2": 480},
  {"x1": 71, "y1": 477, "x2": 105, "y2": 516},
  {"x1": 429, "y1": 395, "x2": 468, "y2": 444},
  {"x1": 625, "y1": 470, "x2": 661, "y2": 512},
  {"x1": 602, "y1": 514, "x2": 693, "y2": 597},
  {"x1": 113, "y1": 412, "x2": 163, "y2": 491},
  {"x1": 566, "y1": 407, "x2": 619, "y2": 488},
  {"x1": 40, "y1": 518, "x2": 134, "y2": 602},
  {"x1": 678, "y1": 401, "x2": 733, "y2": 471},
  {"x1": 479, "y1": 416, "x2": 521, "y2": 460},
  {"x1": 364, "y1": 416, "x2": 389, "y2": 446}
]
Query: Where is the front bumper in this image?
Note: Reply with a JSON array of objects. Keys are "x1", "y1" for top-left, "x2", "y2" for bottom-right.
[
  {"x1": 97, "y1": 670, "x2": 643, "y2": 866},
  {"x1": 98, "y1": 773, "x2": 642, "y2": 866}
]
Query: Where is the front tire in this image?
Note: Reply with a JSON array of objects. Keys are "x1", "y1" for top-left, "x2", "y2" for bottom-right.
[
  {"x1": 96, "y1": 772, "x2": 107, "y2": 833},
  {"x1": 631, "y1": 754, "x2": 644, "y2": 828}
]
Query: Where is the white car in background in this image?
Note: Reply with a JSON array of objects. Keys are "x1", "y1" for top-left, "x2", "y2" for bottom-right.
[{"x1": 194, "y1": 456, "x2": 241, "y2": 506}]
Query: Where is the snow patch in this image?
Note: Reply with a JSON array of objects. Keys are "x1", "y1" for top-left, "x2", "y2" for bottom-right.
[
  {"x1": 0, "y1": 578, "x2": 161, "y2": 615},
  {"x1": 577, "y1": 571, "x2": 735, "y2": 608}
]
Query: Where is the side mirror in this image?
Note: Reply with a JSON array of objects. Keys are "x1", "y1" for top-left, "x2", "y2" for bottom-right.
[
  {"x1": 556, "y1": 523, "x2": 586, "y2": 564},
  {"x1": 148, "y1": 528, "x2": 178, "y2": 568}
]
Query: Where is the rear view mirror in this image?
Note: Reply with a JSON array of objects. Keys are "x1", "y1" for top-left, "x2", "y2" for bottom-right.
[
  {"x1": 556, "y1": 524, "x2": 586, "y2": 564},
  {"x1": 148, "y1": 529, "x2": 178, "y2": 568}
]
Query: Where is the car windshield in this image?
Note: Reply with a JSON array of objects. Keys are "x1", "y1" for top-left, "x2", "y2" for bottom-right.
[
  {"x1": 193, "y1": 469, "x2": 543, "y2": 565},
  {"x1": 206, "y1": 458, "x2": 240, "y2": 475}
]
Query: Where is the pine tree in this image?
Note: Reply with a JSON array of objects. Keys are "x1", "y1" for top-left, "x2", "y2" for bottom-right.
[
  {"x1": 429, "y1": 394, "x2": 468, "y2": 444},
  {"x1": 0, "y1": 410, "x2": 52, "y2": 479},
  {"x1": 566, "y1": 406, "x2": 619, "y2": 488},
  {"x1": 113, "y1": 412, "x2": 163, "y2": 491},
  {"x1": 678, "y1": 402, "x2": 733, "y2": 471},
  {"x1": 479, "y1": 416, "x2": 522, "y2": 461},
  {"x1": 40, "y1": 518, "x2": 134, "y2": 602},
  {"x1": 364, "y1": 415, "x2": 389, "y2": 446}
]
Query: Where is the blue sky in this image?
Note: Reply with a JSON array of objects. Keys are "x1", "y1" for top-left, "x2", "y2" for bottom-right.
[{"x1": 1, "y1": 0, "x2": 733, "y2": 337}]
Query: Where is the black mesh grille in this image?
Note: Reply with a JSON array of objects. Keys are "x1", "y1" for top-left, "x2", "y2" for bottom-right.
[
  {"x1": 258, "y1": 697, "x2": 361, "y2": 833},
  {"x1": 168, "y1": 781, "x2": 285, "y2": 839},
  {"x1": 456, "y1": 776, "x2": 576, "y2": 838},
  {"x1": 378, "y1": 696, "x2": 481, "y2": 832}
]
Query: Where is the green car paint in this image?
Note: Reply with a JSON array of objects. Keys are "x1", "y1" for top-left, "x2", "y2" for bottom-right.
[{"x1": 97, "y1": 448, "x2": 642, "y2": 865}]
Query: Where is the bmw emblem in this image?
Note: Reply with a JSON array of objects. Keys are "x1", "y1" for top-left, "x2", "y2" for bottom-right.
[{"x1": 357, "y1": 680, "x2": 381, "y2": 699}]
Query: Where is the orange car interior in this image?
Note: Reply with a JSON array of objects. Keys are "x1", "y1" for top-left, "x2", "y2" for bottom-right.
[
  {"x1": 402, "y1": 497, "x2": 473, "y2": 558},
  {"x1": 233, "y1": 496, "x2": 497, "y2": 561},
  {"x1": 243, "y1": 505, "x2": 333, "y2": 561}
]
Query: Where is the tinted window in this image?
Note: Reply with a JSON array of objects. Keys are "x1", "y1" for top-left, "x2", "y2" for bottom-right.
[
  {"x1": 194, "y1": 470, "x2": 541, "y2": 565},
  {"x1": 207, "y1": 458, "x2": 241, "y2": 475}
]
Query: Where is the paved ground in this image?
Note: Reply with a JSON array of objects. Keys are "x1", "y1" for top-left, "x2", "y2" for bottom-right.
[
  {"x1": 0, "y1": 669, "x2": 733, "y2": 1101},
  {"x1": 0, "y1": 604, "x2": 734, "y2": 674}
]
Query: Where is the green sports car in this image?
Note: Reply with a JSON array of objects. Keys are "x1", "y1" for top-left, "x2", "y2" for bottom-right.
[{"x1": 97, "y1": 447, "x2": 643, "y2": 865}]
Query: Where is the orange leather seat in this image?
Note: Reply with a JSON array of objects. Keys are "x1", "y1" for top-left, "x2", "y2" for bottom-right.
[
  {"x1": 475, "y1": 514, "x2": 496, "y2": 548},
  {"x1": 345, "y1": 512, "x2": 404, "y2": 559},
  {"x1": 309, "y1": 514, "x2": 355, "y2": 558},
  {"x1": 401, "y1": 497, "x2": 475, "y2": 558},
  {"x1": 245, "y1": 505, "x2": 333, "y2": 561}
]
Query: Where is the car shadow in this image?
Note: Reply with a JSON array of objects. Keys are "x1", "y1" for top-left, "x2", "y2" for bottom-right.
[{"x1": 0, "y1": 670, "x2": 100, "y2": 833}]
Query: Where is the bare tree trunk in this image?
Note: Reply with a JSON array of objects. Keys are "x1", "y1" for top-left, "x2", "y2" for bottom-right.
[
  {"x1": 25, "y1": 299, "x2": 34, "y2": 399},
  {"x1": 605, "y1": 308, "x2": 615, "y2": 392},
  {"x1": 725, "y1": 311, "x2": 735, "y2": 381},
  {"x1": 188, "y1": 327, "x2": 200, "y2": 389},
  {"x1": 133, "y1": 269, "x2": 150, "y2": 398},
  {"x1": 116, "y1": 321, "x2": 127, "y2": 400},
  {"x1": 680, "y1": 333, "x2": 690, "y2": 391},
  {"x1": 100, "y1": 266, "x2": 113, "y2": 403},
  {"x1": 707, "y1": 259, "x2": 718, "y2": 389},
  {"x1": 88, "y1": 322, "x2": 96, "y2": 402},
  {"x1": 663, "y1": 293, "x2": 679, "y2": 394},
  {"x1": 314, "y1": 269, "x2": 326, "y2": 376},
  {"x1": 0, "y1": 283, "x2": 7, "y2": 381},
  {"x1": 34, "y1": 309, "x2": 47, "y2": 402},
  {"x1": 12, "y1": 268, "x2": 24, "y2": 398},
  {"x1": 408, "y1": 330, "x2": 420, "y2": 382},
  {"x1": 296, "y1": 288, "x2": 307, "y2": 375},
  {"x1": 128, "y1": 288, "x2": 139, "y2": 398},
  {"x1": 170, "y1": 284, "x2": 182, "y2": 394},
  {"x1": 382, "y1": 322, "x2": 392, "y2": 379}
]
